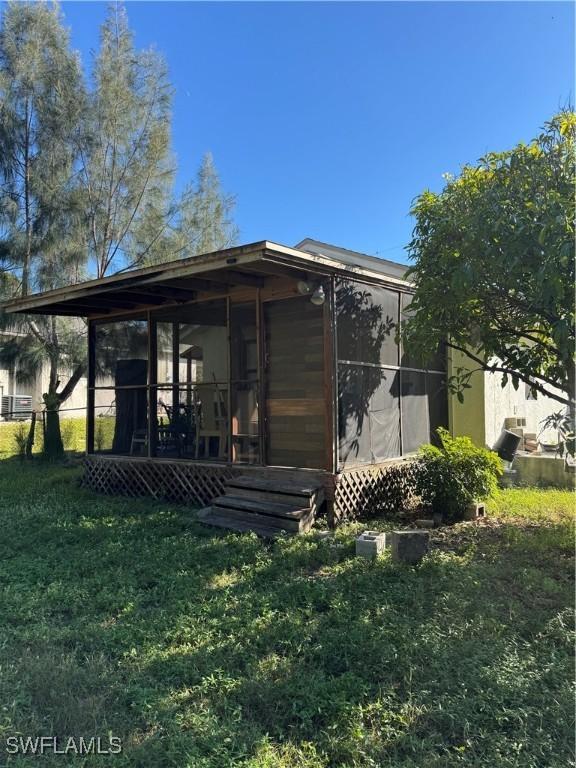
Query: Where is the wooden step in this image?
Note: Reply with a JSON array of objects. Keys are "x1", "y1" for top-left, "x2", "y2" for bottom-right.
[
  {"x1": 212, "y1": 495, "x2": 308, "y2": 520},
  {"x1": 225, "y1": 486, "x2": 317, "y2": 508},
  {"x1": 197, "y1": 508, "x2": 286, "y2": 538},
  {"x1": 212, "y1": 504, "x2": 312, "y2": 533},
  {"x1": 226, "y1": 475, "x2": 318, "y2": 497}
]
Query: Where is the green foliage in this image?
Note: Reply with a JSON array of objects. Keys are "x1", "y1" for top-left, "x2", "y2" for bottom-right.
[
  {"x1": 11, "y1": 421, "x2": 27, "y2": 459},
  {"x1": 0, "y1": 416, "x2": 87, "y2": 458},
  {"x1": 404, "y1": 111, "x2": 576, "y2": 411},
  {"x1": 416, "y1": 428, "x2": 503, "y2": 522},
  {"x1": 84, "y1": 2, "x2": 175, "y2": 276},
  {"x1": 0, "y1": 2, "x2": 238, "y2": 458},
  {"x1": 176, "y1": 152, "x2": 240, "y2": 259},
  {"x1": 0, "y1": 462, "x2": 572, "y2": 767},
  {"x1": 0, "y1": 0, "x2": 86, "y2": 296}
]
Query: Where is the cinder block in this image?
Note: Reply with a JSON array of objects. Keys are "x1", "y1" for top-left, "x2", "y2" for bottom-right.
[
  {"x1": 463, "y1": 502, "x2": 486, "y2": 521},
  {"x1": 355, "y1": 530, "x2": 387, "y2": 559},
  {"x1": 390, "y1": 530, "x2": 429, "y2": 564}
]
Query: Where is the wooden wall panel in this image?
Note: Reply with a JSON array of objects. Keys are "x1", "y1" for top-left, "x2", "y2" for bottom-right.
[{"x1": 264, "y1": 297, "x2": 326, "y2": 469}]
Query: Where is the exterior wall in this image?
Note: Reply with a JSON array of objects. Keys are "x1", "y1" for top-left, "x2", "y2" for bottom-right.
[
  {"x1": 483, "y1": 371, "x2": 563, "y2": 449},
  {"x1": 448, "y1": 348, "x2": 565, "y2": 452},
  {"x1": 510, "y1": 454, "x2": 576, "y2": 490},
  {"x1": 447, "y1": 348, "x2": 486, "y2": 446}
]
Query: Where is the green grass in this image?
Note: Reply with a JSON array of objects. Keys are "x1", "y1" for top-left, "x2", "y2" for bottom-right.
[
  {"x1": 0, "y1": 461, "x2": 573, "y2": 767},
  {"x1": 0, "y1": 417, "x2": 88, "y2": 458}
]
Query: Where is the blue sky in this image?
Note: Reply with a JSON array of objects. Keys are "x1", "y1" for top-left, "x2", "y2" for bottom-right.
[{"x1": 57, "y1": 2, "x2": 574, "y2": 263}]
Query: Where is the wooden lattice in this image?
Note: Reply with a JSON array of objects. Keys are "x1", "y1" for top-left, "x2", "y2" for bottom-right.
[
  {"x1": 82, "y1": 456, "x2": 240, "y2": 507},
  {"x1": 333, "y1": 459, "x2": 419, "y2": 522},
  {"x1": 82, "y1": 455, "x2": 418, "y2": 525}
]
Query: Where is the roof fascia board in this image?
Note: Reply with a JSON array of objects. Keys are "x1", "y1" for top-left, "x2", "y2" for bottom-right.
[
  {"x1": 262, "y1": 244, "x2": 413, "y2": 291},
  {"x1": 3, "y1": 244, "x2": 267, "y2": 315}
]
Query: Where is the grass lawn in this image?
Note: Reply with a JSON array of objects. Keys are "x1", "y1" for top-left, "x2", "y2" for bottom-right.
[{"x1": 0, "y1": 460, "x2": 573, "y2": 767}]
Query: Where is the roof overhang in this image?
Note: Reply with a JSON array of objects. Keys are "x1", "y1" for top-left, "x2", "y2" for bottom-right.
[{"x1": 2, "y1": 240, "x2": 413, "y2": 318}]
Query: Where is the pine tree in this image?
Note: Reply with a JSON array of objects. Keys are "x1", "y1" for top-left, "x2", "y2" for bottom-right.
[
  {"x1": 0, "y1": 2, "x2": 239, "y2": 458},
  {"x1": 82, "y1": 2, "x2": 177, "y2": 276},
  {"x1": 177, "y1": 152, "x2": 239, "y2": 257},
  {"x1": 0, "y1": 0, "x2": 86, "y2": 459}
]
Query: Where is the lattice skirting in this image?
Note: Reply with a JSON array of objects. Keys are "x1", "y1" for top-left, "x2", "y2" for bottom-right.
[
  {"x1": 82, "y1": 456, "x2": 241, "y2": 507},
  {"x1": 82, "y1": 455, "x2": 418, "y2": 523},
  {"x1": 333, "y1": 460, "x2": 419, "y2": 522}
]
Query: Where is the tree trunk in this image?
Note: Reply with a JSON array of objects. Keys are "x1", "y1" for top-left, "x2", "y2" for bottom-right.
[
  {"x1": 42, "y1": 391, "x2": 64, "y2": 461},
  {"x1": 25, "y1": 411, "x2": 36, "y2": 458}
]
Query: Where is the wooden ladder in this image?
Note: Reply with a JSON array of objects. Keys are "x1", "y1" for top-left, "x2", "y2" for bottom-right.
[{"x1": 198, "y1": 475, "x2": 324, "y2": 537}]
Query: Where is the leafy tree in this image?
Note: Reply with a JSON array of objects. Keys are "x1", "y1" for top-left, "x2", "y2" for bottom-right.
[
  {"x1": 403, "y1": 112, "x2": 575, "y2": 449},
  {"x1": 0, "y1": 0, "x2": 86, "y2": 459}
]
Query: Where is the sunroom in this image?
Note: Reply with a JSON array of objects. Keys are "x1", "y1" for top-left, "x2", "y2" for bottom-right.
[{"x1": 4, "y1": 240, "x2": 448, "y2": 528}]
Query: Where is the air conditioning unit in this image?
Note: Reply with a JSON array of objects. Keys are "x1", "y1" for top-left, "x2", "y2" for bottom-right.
[{"x1": 1, "y1": 394, "x2": 33, "y2": 420}]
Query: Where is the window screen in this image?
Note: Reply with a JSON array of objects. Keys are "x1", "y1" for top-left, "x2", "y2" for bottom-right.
[
  {"x1": 400, "y1": 370, "x2": 429, "y2": 454},
  {"x1": 336, "y1": 279, "x2": 448, "y2": 470},
  {"x1": 336, "y1": 279, "x2": 399, "y2": 367},
  {"x1": 338, "y1": 364, "x2": 400, "y2": 468},
  {"x1": 400, "y1": 294, "x2": 446, "y2": 371}
]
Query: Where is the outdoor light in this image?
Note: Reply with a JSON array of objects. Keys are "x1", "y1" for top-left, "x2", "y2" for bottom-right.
[
  {"x1": 310, "y1": 285, "x2": 325, "y2": 306},
  {"x1": 297, "y1": 280, "x2": 312, "y2": 295}
]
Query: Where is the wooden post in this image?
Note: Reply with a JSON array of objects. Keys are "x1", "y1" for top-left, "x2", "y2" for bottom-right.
[
  {"x1": 86, "y1": 320, "x2": 96, "y2": 454},
  {"x1": 148, "y1": 313, "x2": 157, "y2": 458},
  {"x1": 323, "y1": 276, "x2": 337, "y2": 474}
]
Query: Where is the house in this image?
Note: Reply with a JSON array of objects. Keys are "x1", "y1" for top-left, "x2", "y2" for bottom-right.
[
  {"x1": 0, "y1": 328, "x2": 89, "y2": 422},
  {"x1": 3, "y1": 238, "x2": 569, "y2": 530}
]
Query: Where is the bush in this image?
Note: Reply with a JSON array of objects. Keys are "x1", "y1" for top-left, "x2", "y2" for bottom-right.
[
  {"x1": 0, "y1": 416, "x2": 87, "y2": 458},
  {"x1": 415, "y1": 427, "x2": 503, "y2": 522},
  {"x1": 12, "y1": 423, "x2": 28, "y2": 460}
]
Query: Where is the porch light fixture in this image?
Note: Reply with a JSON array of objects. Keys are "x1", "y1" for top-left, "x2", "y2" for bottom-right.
[
  {"x1": 297, "y1": 280, "x2": 312, "y2": 295},
  {"x1": 310, "y1": 285, "x2": 325, "y2": 306}
]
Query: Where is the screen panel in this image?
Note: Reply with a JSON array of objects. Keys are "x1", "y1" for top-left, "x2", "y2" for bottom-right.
[
  {"x1": 336, "y1": 279, "x2": 399, "y2": 367},
  {"x1": 400, "y1": 370, "x2": 429, "y2": 455},
  {"x1": 338, "y1": 364, "x2": 400, "y2": 468}
]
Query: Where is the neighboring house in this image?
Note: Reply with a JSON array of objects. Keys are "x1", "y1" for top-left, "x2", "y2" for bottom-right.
[{"x1": 0, "y1": 331, "x2": 89, "y2": 421}]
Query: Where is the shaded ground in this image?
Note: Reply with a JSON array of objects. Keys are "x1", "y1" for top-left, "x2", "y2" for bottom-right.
[{"x1": 0, "y1": 461, "x2": 573, "y2": 767}]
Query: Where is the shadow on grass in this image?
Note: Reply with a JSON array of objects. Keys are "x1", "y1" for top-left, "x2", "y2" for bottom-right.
[{"x1": 0, "y1": 461, "x2": 573, "y2": 767}]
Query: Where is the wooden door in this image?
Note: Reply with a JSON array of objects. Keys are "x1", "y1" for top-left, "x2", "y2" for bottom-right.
[{"x1": 264, "y1": 297, "x2": 326, "y2": 469}]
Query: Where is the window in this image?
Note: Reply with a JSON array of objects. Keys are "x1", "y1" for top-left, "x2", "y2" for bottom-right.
[{"x1": 88, "y1": 298, "x2": 261, "y2": 463}]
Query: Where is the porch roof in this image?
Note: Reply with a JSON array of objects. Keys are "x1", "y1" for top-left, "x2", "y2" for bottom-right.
[{"x1": 2, "y1": 240, "x2": 413, "y2": 318}]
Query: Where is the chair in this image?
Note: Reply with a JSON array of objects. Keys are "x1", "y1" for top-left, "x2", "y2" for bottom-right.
[
  {"x1": 130, "y1": 429, "x2": 148, "y2": 455},
  {"x1": 194, "y1": 383, "x2": 227, "y2": 459}
]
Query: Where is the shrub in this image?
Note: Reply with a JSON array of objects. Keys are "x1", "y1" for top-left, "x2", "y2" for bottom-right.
[
  {"x1": 415, "y1": 427, "x2": 503, "y2": 522},
  {"x1": 12, "y1": 423, "x2": 28, "y2": 460}
]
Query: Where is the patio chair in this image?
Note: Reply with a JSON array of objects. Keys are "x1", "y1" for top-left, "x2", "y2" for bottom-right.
[{"x1": 194, "y1": 383, "x2": 227, "y2": 459}]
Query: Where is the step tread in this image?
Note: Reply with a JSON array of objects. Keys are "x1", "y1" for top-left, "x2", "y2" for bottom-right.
[
  {"x1": 227, "y1": 475, "x2": 320, "y2": 496},
  {"x1": 213, "y1": 495, "x2": 309, "y2": 519},
  {"x1": 212, "y1": 505, "x2": 304, "y2": 532},
  {"x1": 198, "y1": 509, "x2": 293, "y2": 538}
]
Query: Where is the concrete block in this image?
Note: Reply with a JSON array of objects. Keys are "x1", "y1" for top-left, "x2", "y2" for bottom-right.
[
  {"x1": 432, "y1": 512, "x2": 444, "y2": 528},
  {"x1": 463, "y1": 502, "x2": 486, "y2": 521},
  {"x1": 390, "y1": 530, "x2": 429, "y2": 564},
  {"x1": 356, "y1": 530, "x2": 387, "y2": 559}
]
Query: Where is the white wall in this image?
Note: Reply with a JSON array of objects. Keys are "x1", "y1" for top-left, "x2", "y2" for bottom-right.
[{"x1": 483, "y1": 370, "x2": 564, "y2": 448}]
